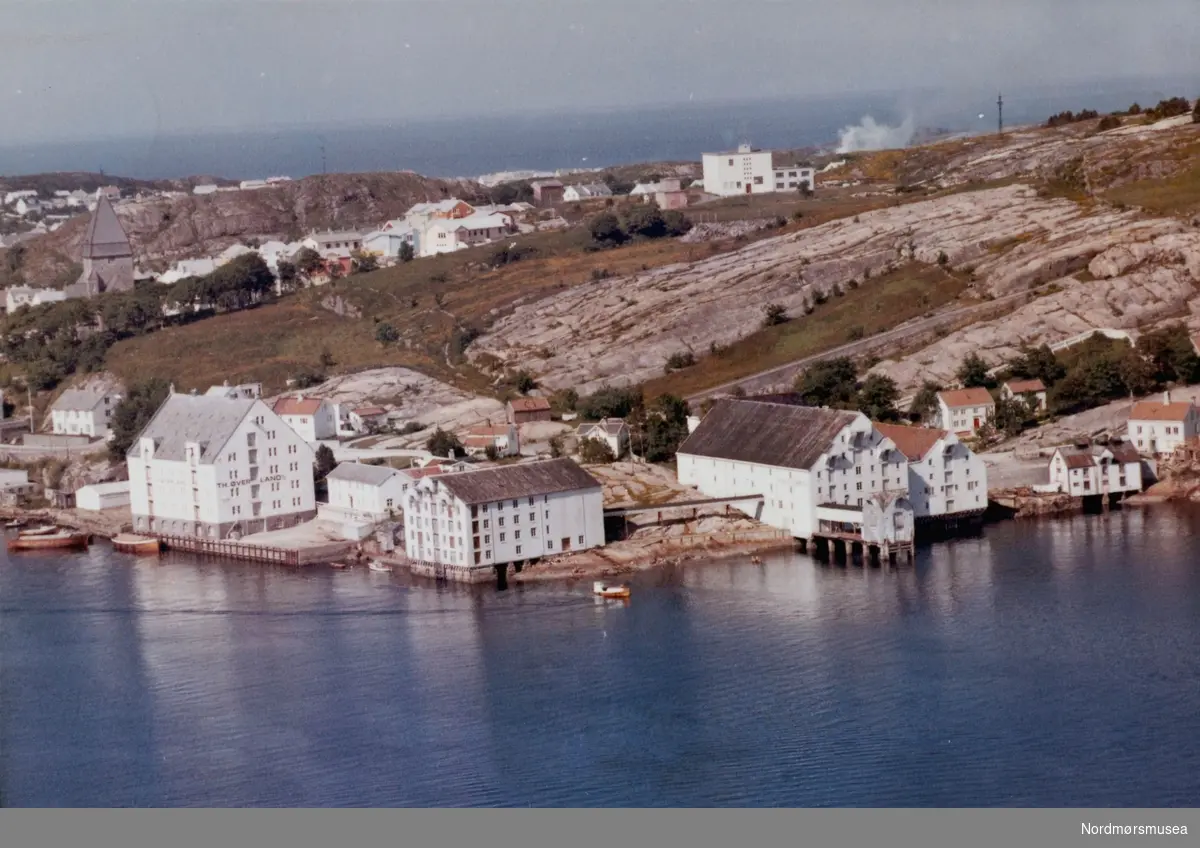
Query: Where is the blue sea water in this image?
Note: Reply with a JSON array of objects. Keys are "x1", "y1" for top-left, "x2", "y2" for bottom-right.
[
  {"x1": 4, "y1": 505, "x2": 1200, "y2": 807},
  {"x1": 0, "y1": 76, "x2": 1192, "y2": 181}
]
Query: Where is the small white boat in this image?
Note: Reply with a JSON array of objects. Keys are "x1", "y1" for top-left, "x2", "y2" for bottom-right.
[
  {"x1": 6, "y1": 520, "x2": 26, "y2": 529},
  {"x1": 368, "y1": 560, "x2": 393, "y2": 573},
  {"x1": 593, "y1": 581, "x2": 631, "y2": 599},
  {"x1": 20, "y1": 525, "x2": 59, "y2": 537}
]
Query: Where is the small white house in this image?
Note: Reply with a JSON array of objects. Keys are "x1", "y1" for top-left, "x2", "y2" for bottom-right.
[
  {"x1": 362, "y1": 228, "x2": 417, "y2": 259},
  {"x1": 50, "y1": 388, "x2": 123, "y2": 439},
  {"x1": 192, "y1": 184, "x2": 219, "y2": 195},
  {"x1": 1048, "y1": 443, "x2": 1143, "y2": 497},
  {"x1": 1127, "y1": 392, "x2": 1200, "y2": 457},
  {"x1": 272, "y1": 395, "x2": 338, "y2": 442},
  {"x1": 577, "y1": 418, "x2": 630, "y2": 459},
  {"x1": 326, "y1": 462, "x2": 406, "y2": 522},
  {"x1": 563, "y1": 184, "x2": 614, "y2": 202},
  {"x1": 158, "y1": 257, "x2": 217, "y2": 285},
  {"x1": 936, "y1": 388, "x2": 996, "y2": 437},
  {"x1": 771, "y1": 165, "x2": 816, "y2": 193},
  {"x1": 76, "y1": 481, "x2": 132, "y2": 511},
  {"x1": 404, "y1": 458, "x2": 605, "y2": 582},
  {"x1": 420, "y1": 213, "x2": 513, "y2": 257},
  {"x1": 1001, "y1": 379, "x2": 1048, "y2": 413},
  {"x1": 463, "y1": 424, "x2": 520, "y2": 457},
  {"x1": 302, "y1": 230, "x2": 364, "y2": 258}
]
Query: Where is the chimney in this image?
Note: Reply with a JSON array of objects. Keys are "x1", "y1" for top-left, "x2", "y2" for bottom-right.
[
  {"x1": 190, "y1": 388, "x2": 198, "y2": 396},
  {"x1": 1164, "y1": 390, "x2": 1172, "y2": 404},
  {"x1": 169, "y1": 383, "x2": 175, "y2": 395}
]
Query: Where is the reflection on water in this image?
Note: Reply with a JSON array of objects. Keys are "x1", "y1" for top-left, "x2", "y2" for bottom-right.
[{"x1": 4, "y1": 507, "x2": 1200, "y2": 807}]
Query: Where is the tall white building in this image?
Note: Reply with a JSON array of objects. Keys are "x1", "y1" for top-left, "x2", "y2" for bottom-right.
[
  {"x1": 404, "y1": 458, "x2": 605, "y2": 582},
  {"x1": 701, "y1": 144, "x2": 776, "y2": 197},
  {"x1": 127, "y1": 392, "x2": 316, "y2": 539},
  {"x1": 50, "y1": 388, "x2": 122, "y2": 439},
  {"x1": 874, "y1": 422, "x2": 988, "y2": 519},
  {"x1": 272, "y1": 395, "x2": 338, "y2": 442},
  {"x1": 677, "y1": 399, "x2": 912, "y2": 542}
]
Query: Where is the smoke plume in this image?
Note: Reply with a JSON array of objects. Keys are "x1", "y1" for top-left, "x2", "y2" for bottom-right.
[{"x1": 835, "y1": 115, "x2": 916, "y2": 153}]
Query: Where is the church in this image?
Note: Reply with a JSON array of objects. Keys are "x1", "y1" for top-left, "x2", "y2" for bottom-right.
[{"x1": 66, "y1": 195, "x2": 135, "y2": 297}]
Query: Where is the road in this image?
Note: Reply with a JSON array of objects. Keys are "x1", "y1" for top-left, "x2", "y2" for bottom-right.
[{"x1": 685, "y1": 290, "x2": 1029, "y2": 402}]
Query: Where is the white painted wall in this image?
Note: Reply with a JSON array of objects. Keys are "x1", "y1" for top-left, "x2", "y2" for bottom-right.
[
  {"x1": 129, "y1": 400, "x2": 315, "y2": 536},
  {"x1": 701, "y1": 147, "x2": 776, "y2": 197},
  {"x1": 904, "y1": 436, "x2": 988, "y2": 517},
  {"x1": 327, "y1": 474, "x2": 406, "y2": 520},
  {"x1": 1128, "y1": 411, "x2": 1200, "y2": 456},
  {"x1": 279, "y1": 402, "x2": 337, "y2": 442},
  {"x1": 938, "y1": 398, "x2": 995, "y2": 436},
  {"x1": 404, "y1": 482, "x2": 604, "y2": 568}
]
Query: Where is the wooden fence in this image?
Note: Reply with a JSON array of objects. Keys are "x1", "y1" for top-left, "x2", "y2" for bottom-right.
[{"x1": 156, "y1": 534, "x2": 300, "y2": 566}]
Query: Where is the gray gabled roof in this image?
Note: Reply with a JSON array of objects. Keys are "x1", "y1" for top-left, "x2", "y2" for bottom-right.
[
  {"x1": 433, "y1": 458, "x2": 600, "y2": 505},
  {"x1": 326, "y1": 462, "x2": 401, "y2": 486},
  {"x1": 51, "y1": 388, "x2": 114, "y2": 413},
  {"x1": 126, "y1": 394, "x2": 256, "y2": 462},
  {"x1": 677, "y1": 399, "x2": 859, "y2": 471},
  {"x1": 81, "y1": 195, "x2": 132, "y2": 260}
]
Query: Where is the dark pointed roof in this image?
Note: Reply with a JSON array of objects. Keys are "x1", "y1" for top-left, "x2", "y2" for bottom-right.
[
  {"x1": 677, "y1": 399, "x2": 859, "y2": 471},
  {"x1": 81, "y1": 195, "x2": 132, "y2": 259}
]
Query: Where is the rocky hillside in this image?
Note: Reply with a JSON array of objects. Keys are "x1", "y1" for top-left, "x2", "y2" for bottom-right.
[
  {"x1": 12, "y1": 171, "x2": 488, "y2": 282},
  {"x1": 472, "y1": 115, "x2": 1200, "y2": 397}
]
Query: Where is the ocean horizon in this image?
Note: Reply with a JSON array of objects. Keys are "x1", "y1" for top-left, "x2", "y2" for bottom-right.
[{"x1": 0, "y1": 77, "x2": 1192, "y2": 182}]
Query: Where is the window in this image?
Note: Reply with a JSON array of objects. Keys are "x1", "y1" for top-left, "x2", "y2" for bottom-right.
[
  {"x1": 515, "y1": 545, "x2": 522, "y2": 555},
  {"x1": 511, "y1": 500, "x2": 518, "y2": 509},
  {"x1": 578, "y1": 535, "x2": 584, "y2": 545},
  {"x1": 484, "y1": 534, "x2": 490, "y2": 544},
  {"x1": 728, "y1": 158, "x2": 734, "y2": 166},
  {"x1": 513, "y1": 514, "x2": 520, "y2": 524},
  {"x1": 514, "y1": 530, "x2": 521, "y2": 540},
  {"x1": 547, "y1": 539, "x2": 554, "y2": 550},
  {"x1": 856, "y1": 482, "x2": 862, "y2": 491},
  {"x1": 499, "y1": 533, "x2": 506, "y2": 542},
  {"x1": 498, "y1": 517, "x2": 505, "y2": 526},
  {"x1": 530, "y1": 527, "x2": 537, "y2": 537},
  {"x1": 529, "y1": 512, "x2": 535, "y2": 521},
  {"x1": 545, "y1": 510, "x2": 550, "y2": 519},
  {"x1": 776, "y1": 182, "x2": 784, "y2": 190},
  {"x1": 483, "y1": 519, "x2": 489, "y2": 529},
  {"x1": 753, "y1": 176, "x2": 763, "y2": 185}
]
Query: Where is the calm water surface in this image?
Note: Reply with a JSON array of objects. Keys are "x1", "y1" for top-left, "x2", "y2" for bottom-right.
[{"x1": 3, "y1": 507, "x2": 1200, "y2": 807}]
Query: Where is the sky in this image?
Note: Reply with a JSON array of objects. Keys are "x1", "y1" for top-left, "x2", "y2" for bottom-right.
[{"x1": 1, "y1": 0, "x2": 1198, "y2": 145}]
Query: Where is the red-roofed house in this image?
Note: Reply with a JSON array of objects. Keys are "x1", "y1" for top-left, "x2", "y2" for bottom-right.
[
  {"x1": 1000, "y1": 379, "x2": 1048, "y2": 412},
  {"x1": 936, "y1": 388, "x2": 996, "y2": 437},
  {"x1": 506, "y1": 396, "x2": 552, "y2": 425},
  {"x1": 1127, "y1": 391, "x2": 1200, "y2": 456},
  {"x1": 273, "y1": 394, "x2": 337, "y2": 441}
]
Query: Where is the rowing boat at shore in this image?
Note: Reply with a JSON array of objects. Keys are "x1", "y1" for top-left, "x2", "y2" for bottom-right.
[
  {"x1": 8, "y1": 530, "x2": 90, "y2": 551},
  {"x1": 593, "y1": 581, "x2": 631, "y2": 599},
  {"x1": 112, "y1": 534, "x2": 163, "y2": 555}
]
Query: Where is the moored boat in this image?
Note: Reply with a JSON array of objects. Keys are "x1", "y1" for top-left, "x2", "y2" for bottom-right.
[
  {"x1": 112, "y1": 534, "x2": 163, "y2": 555},
  {"x1": 592, "y1": 581, "x2": 631, "y2": 599},
  {"x1": 331, "y1": 561, "x2": 348, "y2": 569},
  {"x1": 20, "y1": 525, "x2": 59, "y2": 537},
  {"x1": 6, "y1": 520, "x2": 26, "y2": 529},
  {"x1": 368, "y1": 560, "x2": 393, "y2": 573},
  {"x1": 8, "y1": 530, "x2": 90, "y2": 551}
]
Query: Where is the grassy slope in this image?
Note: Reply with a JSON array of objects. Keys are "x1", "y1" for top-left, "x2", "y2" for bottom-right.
[{"x1": 641, "y1": 264, "x2": 972, "y2": 398}]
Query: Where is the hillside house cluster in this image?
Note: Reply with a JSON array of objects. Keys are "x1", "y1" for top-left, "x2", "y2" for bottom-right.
[
  {"x1": 677, "y1": 398, "x2": 987, "y2": 554},
  {"x1": 403, "y1": 458, "x2": 605, "y2": 582}
]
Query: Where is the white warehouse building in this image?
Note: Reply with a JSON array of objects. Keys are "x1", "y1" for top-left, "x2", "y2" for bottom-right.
[
  {"x1": 677, "y1": 398, "x2": 911, "y2": 544},
  {"x1": 404, "y1": 458, "x2": 605, "y2": 583},
  {"x1": 701, "y1": 144, "x2": 815, "y2": 198},
  {"x1": 127, "y1": 392, "x2": 317, "y2": 539}
]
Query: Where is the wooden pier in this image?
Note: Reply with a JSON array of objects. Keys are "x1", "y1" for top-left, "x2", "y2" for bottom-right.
[{"x1": 155, "y1": 534, "x2": 300, "y2": 566}]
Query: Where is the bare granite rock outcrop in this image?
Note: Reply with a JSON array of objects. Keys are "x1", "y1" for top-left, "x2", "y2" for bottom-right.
[{"x1": 473, "y1": 183, "x2": 1197, "y2": 396}]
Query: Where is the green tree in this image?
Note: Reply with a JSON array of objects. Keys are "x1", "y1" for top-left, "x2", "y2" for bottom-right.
[
  {"x1": 1008, "y1": 344, "x2": 1066, "y2": 386},
  {"x1": 319, "y1": 348, "x2": 335, "y2": 368},
  {"x1": 549, "y1": 434, "x2": 566, "y2": 458},
  {"x1": 631, "y1": 393, "x2": 689, "y2": 462},
  {"x1": 375, "y1": 322, "x2": 399, "y2": 344},
  {"x1": 956, "y1": 352, "x2": 992, "y2": 388},
  {"x1": 762, "y1": 303, "x2": 789, "y2": 327},
  {"x1": 549, "y1": 388, "x2": 578, "y2": 413},
  {"x1": 426, "y1": 428, "x2": 464, "y2": 458},
  {"x1": 5, "y1": 243, "x2": 26, "y2": 275},
  {"x1": 992, "y1": 395, "x2": 1034, "y2": 438},
  {"x1": 398, "y1": 242, "x2": 415, "y2": 263},
  {"x1": 295, "y1": 247, "x2": 324, "y2": 277},
  {"x1": 579, "y1": 437, "x2": 616, "y2": 464},
  {"x1": 794, "y1": 357, "x2": 858, "y2": 407},
  {"x1": 856, "y1": 373, "x2": 900, "y2": 421},
  {"x1": 1136, "y1": 323, "x2": 1200, "y2": 384},
  {"x1": 108, "y1": 378, "x2": 171, "y2": 459},
  {"x1": 484, "y1": 443, "x2": 499, "y2": 461},
  {"x1": 578, "y1": 384, "x2": 642, "y2": 420},
  {"x1": 622, "y1": 204, "x2": 668, "y2": 240},
  {"x1": 313, "y1": 444, "x2": 338, "y2": 482},
  {"x1": 907, "y1": 380, "x2": 943, "y2": 424},
  {"x1": 588, "y1": 212, "x2": 626, "y2": 246},
  {"x1": 276, "y1": 259, "x2": 299, "y2": 293}
]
